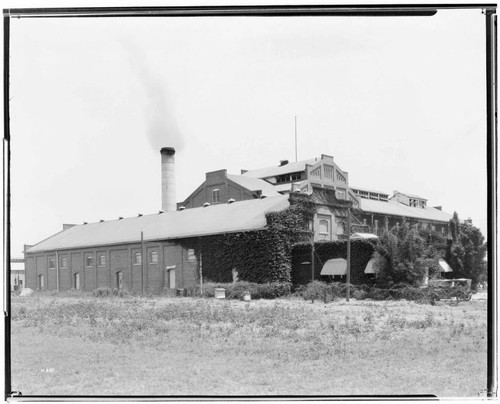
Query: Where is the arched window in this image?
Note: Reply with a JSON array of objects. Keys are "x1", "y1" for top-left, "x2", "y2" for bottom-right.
[
  {"x1": 149, "y1": 251, "x2": 158, "y2": 264},
  {"x1": 212, "y1": 189, "x2": 220, "y2": 203},
  {"x1": 60, "y1": 257, "x2": 68, "y2": 269},
  {"x1": 48, "y1": 258, "x2": 55, "y2": 269},
  {"x1": 319, "y1": 220, "x2": 329, "y2": 234},
  {"x1": 133, "y1": 252, "x2": 142, "y2": 265}
]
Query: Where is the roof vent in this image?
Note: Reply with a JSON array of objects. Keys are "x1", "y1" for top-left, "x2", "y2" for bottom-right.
[
  {"x1": 228, "y1": 198, "x2": 235, "y2": 204},
  {"x1": 203, "y1": 202, "x2": 211, "y2": 207},
  {"x1": 83, "y1": 222, "x2": 88, "y2": 225},
  {"x1": 279, "y1": 160, "x2": 289, "y2": 166},
  {"x1": 118, "y1": 217, "x2": 123, "y2": 220},
  {"x1": 138, "y1": 213, "x2": 143, "y2": 217},
  {"x1": 158, "y1": 210, "x2": 164, "y2": 214},
  {"x1": 178, "y1": 206, "x2": 186, "y2": 211},
  {"x1": 99, "y1": 219, "x2": 104, "y2": 223}
]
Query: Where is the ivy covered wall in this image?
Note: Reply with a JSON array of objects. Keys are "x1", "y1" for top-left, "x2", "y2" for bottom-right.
[
  {"x1": 194, "y1": 193, "x2": 316, "y2": 284},
  {"x1": 291, "y1": 239, "x2": 376, "y2": 285}
]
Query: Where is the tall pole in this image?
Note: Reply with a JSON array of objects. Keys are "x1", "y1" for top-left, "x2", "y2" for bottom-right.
[
  {"x1": 199, "y1": 238, "x2": 203, "y2": 296},
  {"x1": 310, "y1": 217, "x2": 316, "y2": 281},
  {"x1": 141, "y1": 231, "x2": 144, "y2": 295},
  {"x1": 294, "y1": 115, "x2": 298, "y2": 162},
  {"x1": 55, "y1": 250, "x2": 59, "y2": 292},
  {"x1": 346, "y1": 207, "x2": 351, "y2": 302}
]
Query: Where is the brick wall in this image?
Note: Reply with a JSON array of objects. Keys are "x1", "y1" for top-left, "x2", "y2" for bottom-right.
[{"x1": 24, "y1": 240, "x2": 197, "y2": 294}]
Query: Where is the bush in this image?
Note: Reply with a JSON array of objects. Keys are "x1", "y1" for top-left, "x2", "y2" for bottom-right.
[
  {"x1": 201, "y1": 281, "x2": 291, "y2": 300},
  {"x1": 93, "y1": 287, "x2": 112, "y2": 297},
  {"x1": 302, "y1": 281, "x2": 342, "y2": 303},
  {"x1": 353, "y1": 289, "x2": 367, "y2": 300}
]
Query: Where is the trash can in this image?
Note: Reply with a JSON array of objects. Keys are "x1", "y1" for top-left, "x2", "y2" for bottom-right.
[{"x1": 214, "y1": 288, "x2": 226, "y2": 299}]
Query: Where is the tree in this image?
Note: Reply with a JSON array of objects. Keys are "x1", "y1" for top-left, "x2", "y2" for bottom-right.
[
  {"x1": 375, "y1": 222, "x2": 439, "y2": 286},
  {"x1": 446, "y1": 213, "x2": 487, "y2": 288}
]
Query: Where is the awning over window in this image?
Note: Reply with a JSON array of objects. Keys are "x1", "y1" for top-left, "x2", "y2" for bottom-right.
[
  {"x1": 364, "y1": 258, "x2": 378, "y2": 274},
  {"x1": 351, "y1": 233, "x2": 378, "y2": 240},
  {"x1": 439, "y1": 258, "x2": 453, "y2": 273},
  {"x1": 321, "y1": 258, "x2": 347, "y2": 276}
]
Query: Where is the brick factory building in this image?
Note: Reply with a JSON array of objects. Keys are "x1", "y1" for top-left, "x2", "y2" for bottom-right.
[{"x1": 24, "y1": 148, "x2": 453, "y2": 292}]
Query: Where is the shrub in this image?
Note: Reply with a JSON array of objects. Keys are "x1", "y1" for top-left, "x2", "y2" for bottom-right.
[
  {"x1": 93, "y1": 287, "x2": 112, "y2": 297},
  {"x1": 353, "y1": 289, "x2": 367, "y2": 300},
  {"x1": 201, "y1": 281, "x2": 291, "y2": 300}
]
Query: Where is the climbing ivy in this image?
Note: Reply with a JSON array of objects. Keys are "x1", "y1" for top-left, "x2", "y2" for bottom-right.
[{"x1": 191, "y1": 193, "x2": 316, "y2": 284}]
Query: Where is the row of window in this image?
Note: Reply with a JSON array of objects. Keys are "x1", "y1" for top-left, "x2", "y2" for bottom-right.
[{"x1": 46, "y1": 249, "x2": 196, "y2": 269}]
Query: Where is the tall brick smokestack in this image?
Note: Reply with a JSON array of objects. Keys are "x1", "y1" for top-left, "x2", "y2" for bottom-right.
[{"x1": 161, "y1": 147, "x2": 176, "y2": 212}]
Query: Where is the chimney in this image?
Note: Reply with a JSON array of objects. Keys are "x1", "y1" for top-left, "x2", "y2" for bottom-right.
[
  {"x1": 160, "y1": 147, "x2": 176, "y2": 212},
  {"x1": 280, "y1": 160, "x2": 289, "y2": 166}
]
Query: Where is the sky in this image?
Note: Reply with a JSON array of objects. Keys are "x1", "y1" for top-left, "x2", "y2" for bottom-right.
[{"x1": 7, "y1": 7, "x2": 489, "y2": 257}]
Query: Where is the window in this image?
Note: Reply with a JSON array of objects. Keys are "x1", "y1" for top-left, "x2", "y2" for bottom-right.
[
  {"x1": 212, "y1": 189, "x2": 220, "y2": 203},
  {"x1": 187, "y1": 249, "x2": 196, "y2": 261},
  {"x1": 324, "y1": 165, "x2": 334, "y2": 179},
  {"x1": 149, "y1": 251, "x2": 158, "y2": 264},
  {"x1": 85, "y1": 255, "x2": 93, "y2": 267},
  {"x1": 319, "y1": 220, "x2": 329, "y2": 234},
  {"x1": 98, "y1": 255, "x2": 106, "y2": 267},
  {"x1": 48, "y1": 258, "x2": 55, "y2": 269},
  {"x1": 133, "y1": 252, "x2": 142, "y2": 265},
  {"x1": 374, "y1": 219, "x2": 379, "y2": 229},
  {"x1": 60, "y1": 257, "x2": 67, "y2": 269},
  {"x1": 363, "y1": 218, "x2": 367, "y2": 225}
]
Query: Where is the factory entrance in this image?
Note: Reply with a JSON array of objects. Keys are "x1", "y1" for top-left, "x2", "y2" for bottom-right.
[{"x1": 163, "y1": 245, "x2": 182, "y2": 293}]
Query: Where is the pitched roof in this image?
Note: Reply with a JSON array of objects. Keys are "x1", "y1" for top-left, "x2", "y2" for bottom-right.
[
  {"x1": 27, "y1": 195, "x2": 290, "y2": 253},
  {"x1": 227, "y1": 174, "x2": 281, "y2": 197},
  {"x1": 242, "y1": 158, "x2": 317, "y2": 179},
  {"x1": 359, "y1": 198, "x2": 452, "y2": 222}
]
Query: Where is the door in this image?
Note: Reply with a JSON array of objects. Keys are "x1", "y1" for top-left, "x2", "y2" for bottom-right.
[
  {"x1": 116, "y1": 271, "x2": 123, "y2": 290},
  {"x1": 74, "y1": 273, "x2": 80, "y2": 290}
]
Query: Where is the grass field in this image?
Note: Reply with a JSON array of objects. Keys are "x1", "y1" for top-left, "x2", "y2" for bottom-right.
[{"x1": 10, "y1": 291, "x2": 487, "y2": 397}]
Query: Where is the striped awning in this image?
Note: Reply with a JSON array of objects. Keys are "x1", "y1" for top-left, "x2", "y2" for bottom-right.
[
  {"x1": 321, "y1": 258, "x2": 347, "y2": 276},
  {"x1": 439, "y1": 258, "x2": 453, "y2": 273}
]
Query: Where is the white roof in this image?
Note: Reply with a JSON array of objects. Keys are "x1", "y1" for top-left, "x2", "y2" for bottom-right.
[
  {"x1": 320, "y1": 258, "x2": 347, "y2": 276},
  {"x1": 227, "y1": 174, "x2": 281, "y2": 197},
  {"x1": 359, "y1": 199, "x2": 452, "y2": 223},
  {"x1": 27, "y1": 196, "x2": 289, "y2": 253},
  {"x1": 242, "y1": 159, "x2": 317, "y2": 179}
]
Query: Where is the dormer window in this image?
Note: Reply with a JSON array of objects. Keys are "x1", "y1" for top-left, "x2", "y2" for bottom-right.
[{"x1": 212, "y1": 189, "x2": 220, "y2": 204}]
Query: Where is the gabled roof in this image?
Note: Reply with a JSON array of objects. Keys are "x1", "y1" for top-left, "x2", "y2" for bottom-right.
[
  {"x1": 242, "y1": 158, "x2": 317, "y2": 179},
  {"x1": 359, "y1": 198, "x2": 452, "y2": 223},
  {"x1": 227, "y1": 174, "x2": 281, "y2": 197},
  {"x1": 27, "y1": 195, "x2": 290, "y2": 253}
]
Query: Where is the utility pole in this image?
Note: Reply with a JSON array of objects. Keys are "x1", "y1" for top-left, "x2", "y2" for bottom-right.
[
  {"x1": 346, "y1": 207, "x2": 351, "y2": 302},
  {"x1": 311, "y1": 219, "x2": 315, "y2": 282},
  {"x1": 141, "y1": 231, "x2": 144, "y2": 295}
]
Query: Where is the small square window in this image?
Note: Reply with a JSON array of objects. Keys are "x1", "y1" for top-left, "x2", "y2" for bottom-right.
[
  {"x1": 85, "y1": 256, "x2": 93, "y2": 267},
  {"x1": 98, "y1": 255, "x2": 106, "y2": 267}
]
